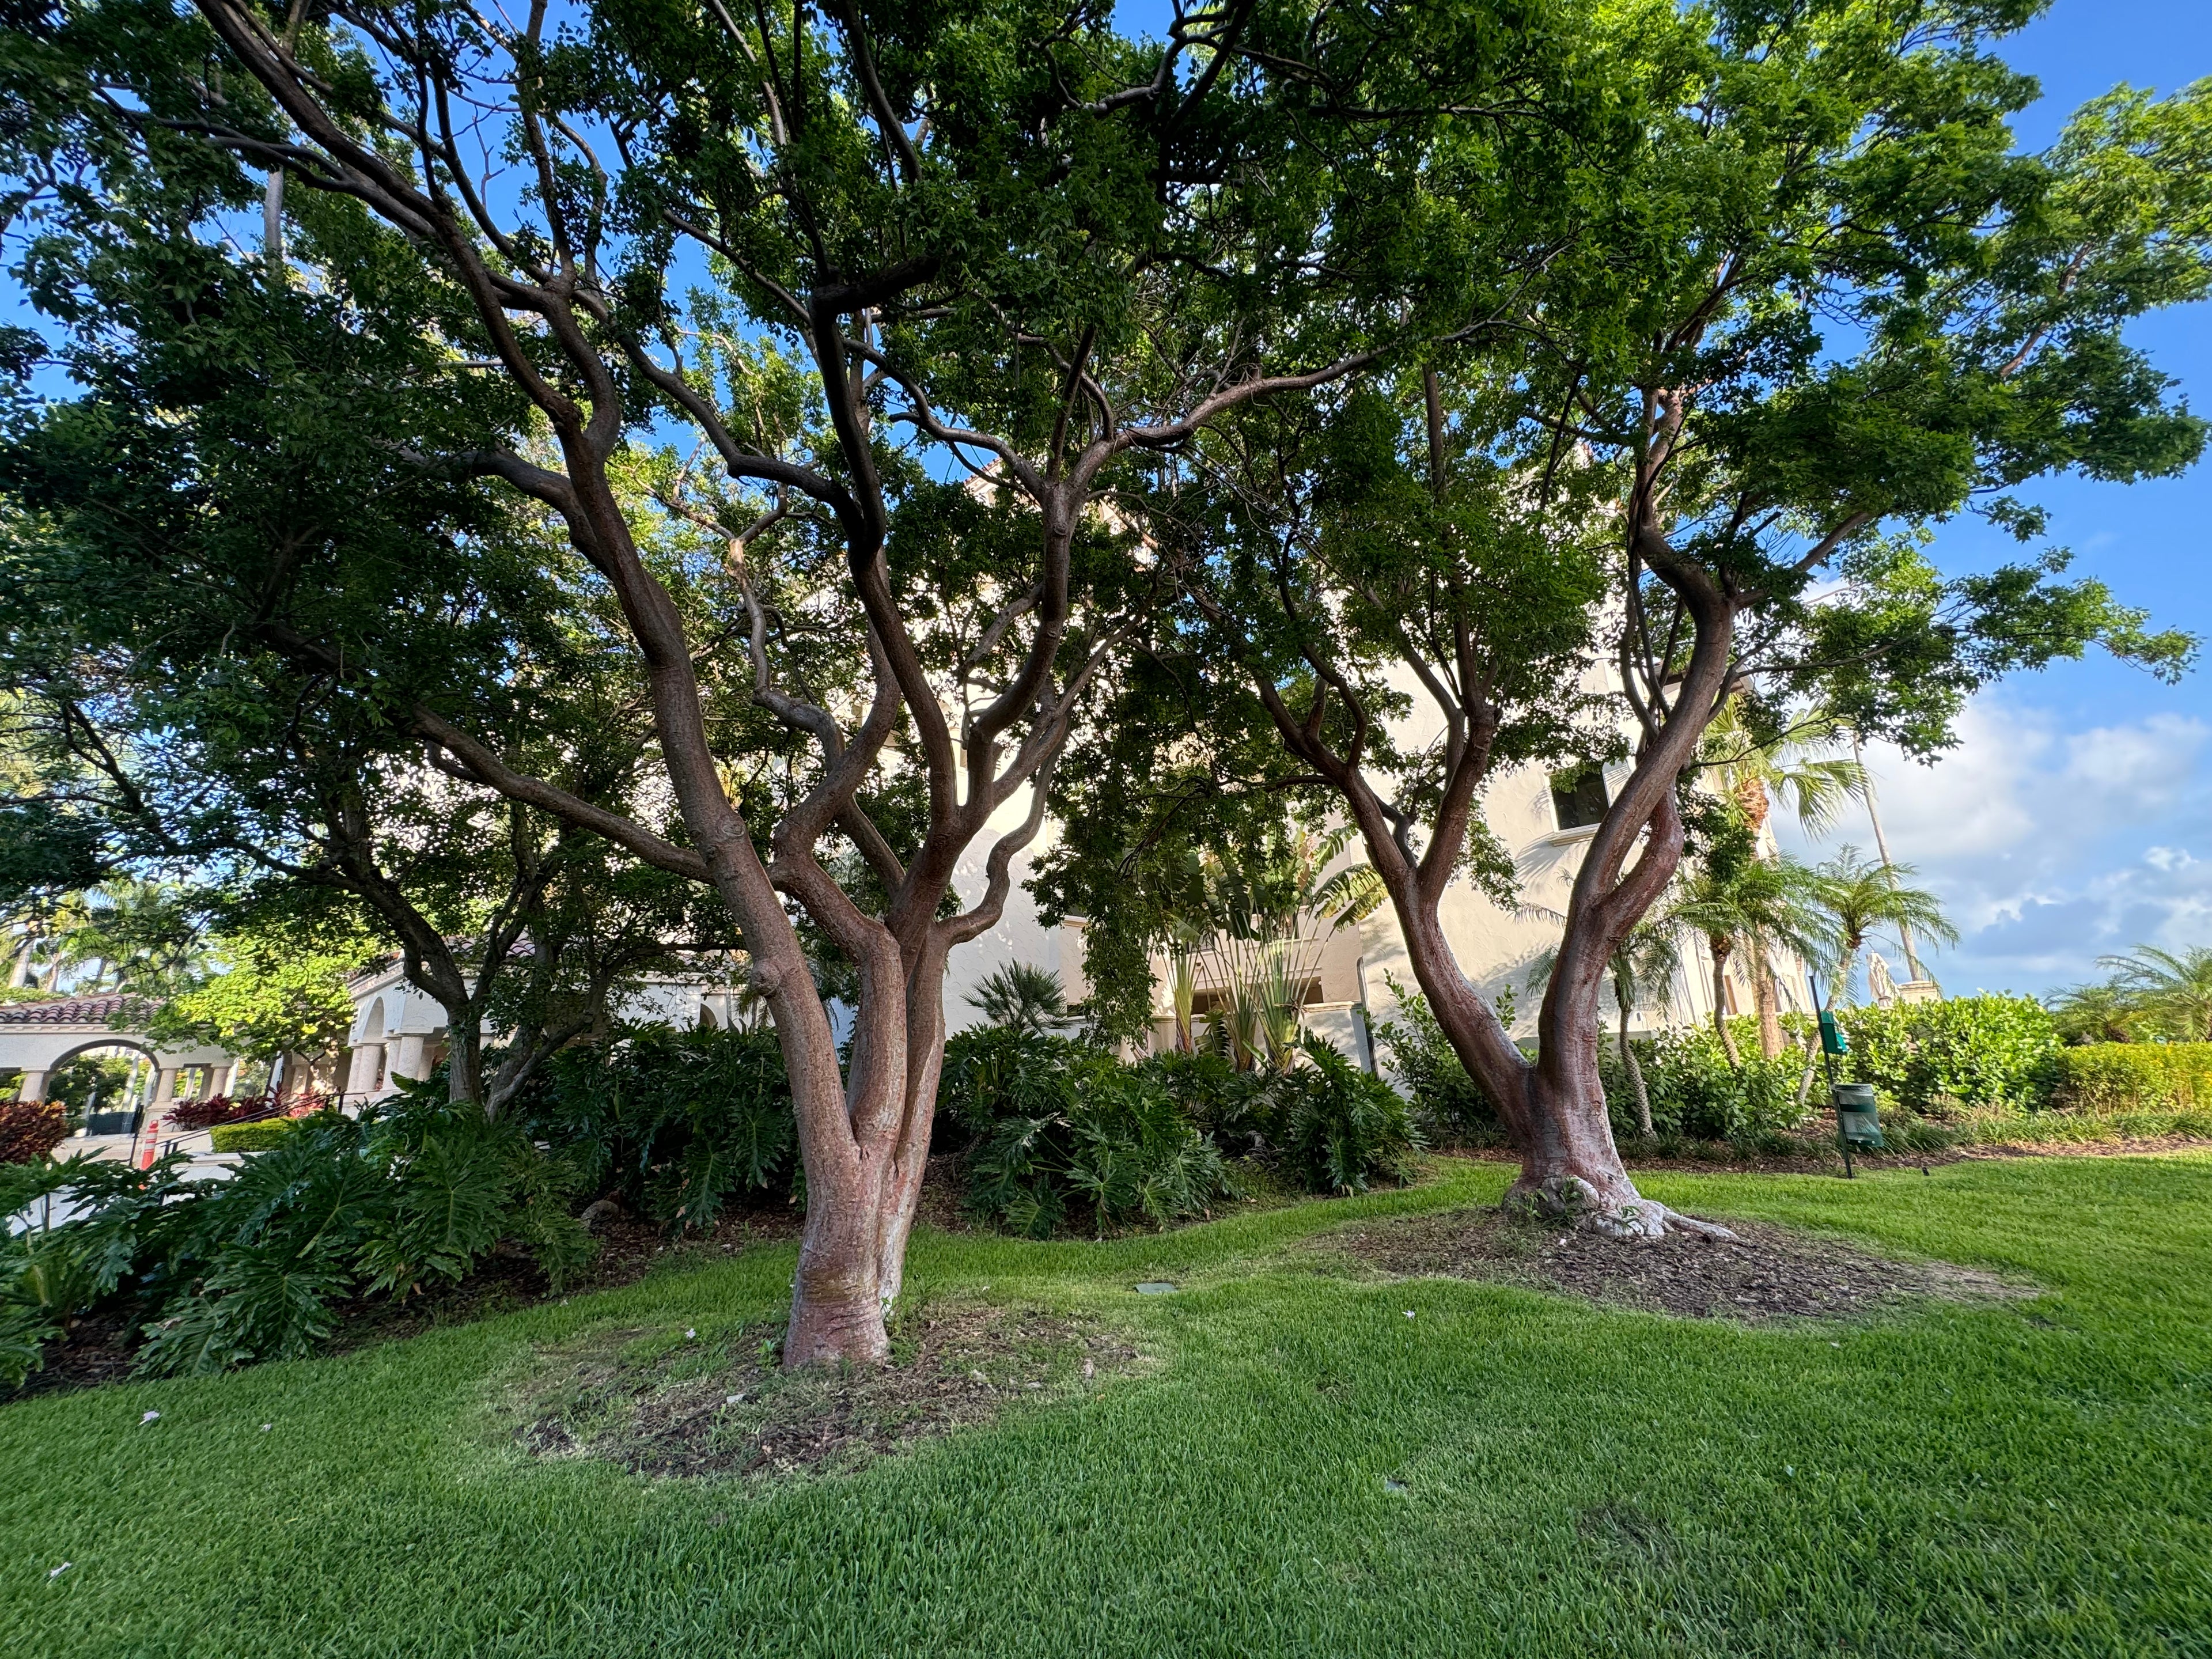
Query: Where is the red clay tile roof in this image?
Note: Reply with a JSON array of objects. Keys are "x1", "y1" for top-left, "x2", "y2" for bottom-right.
[{"x1": 0, "y1": 994, "x2": 137, "y2": 1026}]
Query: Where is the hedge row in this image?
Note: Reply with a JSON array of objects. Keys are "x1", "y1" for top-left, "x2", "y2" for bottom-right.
[
  {"x1": 2047, "y1": 1043, "x2": 2212, "y2": 1113},
  {"x1": 209, "y1": 1118, "x2": 304, "y2": 1153}
]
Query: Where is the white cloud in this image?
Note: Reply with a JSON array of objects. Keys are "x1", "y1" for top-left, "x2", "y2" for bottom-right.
[{"x1": 1774, "y1": 696, "x2": 2212, "y2": 994}]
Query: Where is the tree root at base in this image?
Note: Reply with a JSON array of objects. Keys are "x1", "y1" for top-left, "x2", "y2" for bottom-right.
[{"x1": 1503, "y1": 1173, "x2": 1739, "y2": 1243}]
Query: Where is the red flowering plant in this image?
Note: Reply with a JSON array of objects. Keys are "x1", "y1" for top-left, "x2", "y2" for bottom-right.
[{"x1": 0, "y1": 1100, "x2": 67, "y2": 1164}]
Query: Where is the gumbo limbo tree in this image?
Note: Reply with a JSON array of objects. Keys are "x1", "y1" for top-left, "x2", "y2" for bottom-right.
[
  {"x1": 2, "y1": 0, "x2": 1584, "y2": 1359},
  {"x1": 1093, "y1": 2, "x2": 2208, "y2": 1236}
]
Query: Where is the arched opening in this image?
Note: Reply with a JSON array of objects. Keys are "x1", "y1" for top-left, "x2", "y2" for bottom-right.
[
  {"x1": 697, "y1": 1003, "x2": 719, "y2": 1031},
  {"x1": 42, "y1": 1040, "x2": 160, "y2": 1137}
]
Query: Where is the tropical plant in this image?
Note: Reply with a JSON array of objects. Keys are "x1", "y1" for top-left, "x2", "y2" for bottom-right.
[
  {"x1": 1698, "y1": 698, "x2": 1869, "y2": 839},
  {"x1": 1274, "y1": 1036, "x2": 1423, "y2": 1195},
  {"x1": 1202, "y1": 825, "x2": 1385, "y2": 1073},
  {"x1": 1665, "y1": 856, "x2": 1830, "y2": 1066},
  {"x1": 964, "y1": 964, "x2": 1071, "y2": 1039},
  {"x1": 2099, "y1": 945, "x2": 2212, "y2": 1043},
  {"x1": 1806, "y1": 847, "x2": 1960, "y2": 1007},
  {"x1": 517, "y1": 1025, "x2": 797, "y2": 1234},
  {"x1": 941, "y1": 1028, "x2": 1234, "y2": 1239},
  {"x1": 50, "y1": 880, "x2": 211, "y2": 997},
  {"x1": 2046, "y1": 980, "x2": 2145, "y2": 1046},
  {"x1": 0, "y1": 1096, "x2": 594, "y2": 1387}
]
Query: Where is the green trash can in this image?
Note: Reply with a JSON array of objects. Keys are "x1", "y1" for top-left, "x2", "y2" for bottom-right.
[{"x1": 1832, "y1": 1082, "x2": 1884, "y2": 1149}]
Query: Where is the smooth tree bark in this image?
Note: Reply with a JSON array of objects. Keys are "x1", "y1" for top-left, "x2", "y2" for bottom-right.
[
  {"x1": 170, "y1": 0, "x2": 1430, "y2": 1362},
  {"x1": 1156, "y1": 2, "x2": 2208, "y2": 1239}
]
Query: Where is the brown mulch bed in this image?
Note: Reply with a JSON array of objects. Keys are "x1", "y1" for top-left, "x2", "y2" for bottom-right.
[
  {"x1": 1321, "y1": 1206, "x2": 2031, "y2": 1323},
  {"x1": 1442, "y1": 1128, "x2": 2212, "y2": 1177},
  {"x1": 508, "y1": 1301, "x2": 1145, "y2": 1481}
]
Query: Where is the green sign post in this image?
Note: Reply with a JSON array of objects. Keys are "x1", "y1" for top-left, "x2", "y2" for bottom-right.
[{"x1": 1809, "y1": 975, "x2": 1883, "y2": 1177}]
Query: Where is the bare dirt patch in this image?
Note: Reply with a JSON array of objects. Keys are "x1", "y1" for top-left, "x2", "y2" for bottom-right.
[
  {"x1": 1321, "y1": 1206, "x2": 2030, "y2": 1322},
  {"x1": 506, "y1": 1302, "x2": 1145, "y2": 1480}
]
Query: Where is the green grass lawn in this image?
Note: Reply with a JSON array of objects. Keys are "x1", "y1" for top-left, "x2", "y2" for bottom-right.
[{"x1": 5, "y1": 1153, "x2": 2210, "y2": 1657}]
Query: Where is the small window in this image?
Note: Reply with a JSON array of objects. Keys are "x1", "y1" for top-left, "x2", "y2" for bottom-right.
[{"x1": 1549, "y1": 764, "x2": 1609, "y2": 831}]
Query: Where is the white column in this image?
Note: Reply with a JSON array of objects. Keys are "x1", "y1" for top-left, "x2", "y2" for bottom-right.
[
  {"x1": 153, "y1": 1067, "x2": 180, "y2": 1105},
  {"x1": 388, "y1": 1033, "x2": 429, "y2": 1084},
  {"x1": 16, "y1": 1069, "x2": 48, "y2": 1103},
  {"x1": 344, "y1": 1044, "x2": 380, "y2": 1095}
]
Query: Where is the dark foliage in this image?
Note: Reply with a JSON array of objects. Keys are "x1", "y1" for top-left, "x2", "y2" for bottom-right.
[
  {"x1": 940, "y1": 1028, "x2": 1234, "y2": 1239},
  {"x1": 1274, "y1": 1037, "x2": 1425, "y2": 1195},
  {"x1": 0, "y1": 1100, "x2": 67, "y2": 1164},
  {"x1": 0, "y1": 1090, "x2": 592, "y2": 1387},
  {"x1": 514, "y1": 1025, "x2": 798, "y2": 1233},
  {"x1": 938, "y1": 1025, "x2": 1419, "y2": 1234}
]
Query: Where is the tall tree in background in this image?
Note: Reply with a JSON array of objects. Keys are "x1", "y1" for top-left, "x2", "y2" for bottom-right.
[
  {"x1": 1117, "y1": 3, "x2": 2206, "y2": 1236},
  {"x1": 0, "y1": 0, "x2": 1578, "y2": 1359},
  {"x1": 1696, "y1": 696, "x2": 1867, "y2": 1055},
  {"x1": 1806, "y1": 847, "x2": 1957, "y2": 1009}
]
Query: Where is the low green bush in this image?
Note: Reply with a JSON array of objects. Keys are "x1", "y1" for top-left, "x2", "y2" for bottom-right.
[
  {"x1": 514, "y1": 1025, "x2": 796, "y2": 1231},
  {"x1": 1370, "y1": 980, "x2": 1506, "y2": 1143},
  {"x1": 209, "y1": 1117, "x2": 302, "y2": 1153},
  {"x1": 0, "y1": 1094, "x2": 593, "y2": 1387},
  {"x1": 1838, "y1": 994, "x2": 2061, "y2": 1113},
  {"x1": 2047, "y1": 1041, "x2": 2212, "y2": 1113},
  {"x1": 942, "y1": 1035, "x2": 1238, "y2": 1238},
  {"x1": 942, "y1": 1028, "x2": 1234, "y2": 1238},
  {"x1": 1274, "y1": 1036, "x2": 1423, "y2": 1194},
  {"x1": 1600, "y1": 1027, "x2": 1811, "y2": 1147},
  {"x1": 938, "y1": 1024, "x2": 1418, "y2": 1234}
]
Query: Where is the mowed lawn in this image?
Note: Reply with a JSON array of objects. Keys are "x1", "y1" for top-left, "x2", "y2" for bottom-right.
[{"x1": 3, "y1": 1153, "x2": 2210, "y2": 1658}]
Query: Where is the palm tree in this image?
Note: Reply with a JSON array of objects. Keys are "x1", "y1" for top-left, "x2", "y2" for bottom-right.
[
  {"x1": 2046, "y1": 979, "x2": 2142, "y2": 1045},
  {"x1": 2099, "y1": 945, "x2": 2212, "y2": 1042},
  {"x1": 1699, "y1": 698, "x2": 1869, "y2": 840},
  {"x1": 1698, "y1": 698, "x2": 1869, "y2": 1051},
  {"x1": 1805, "y1": 847, "x2": 1958, "y2": 1007},
  {"x1": 1608, "y1": 923, "x2": 1681, "y2": 1139},
  {"x1": 1666, "y1": 856, "x2": 1829, "y2": 1066},
  {"x1": 965, "y1": 963, "x2": 1069, "y2": 1037}
]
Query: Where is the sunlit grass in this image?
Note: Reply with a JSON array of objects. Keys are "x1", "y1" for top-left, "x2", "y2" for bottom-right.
[{"x1": 4, "y1": 1152, "x2": 2209, "y2": 1657}]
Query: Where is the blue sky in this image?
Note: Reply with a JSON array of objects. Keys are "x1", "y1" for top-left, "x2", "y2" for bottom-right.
[
  {"x1": 1768, "y1": 2, "x2": 2212, "y2": 999},
  {"x1": 6, "y1": 2, "x2": 2205, "y2": 1001}
]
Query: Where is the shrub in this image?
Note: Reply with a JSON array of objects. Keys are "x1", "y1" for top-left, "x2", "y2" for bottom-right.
[
  {"x1": 1600, "y1": 1027, "x2": 1811, "y2": 1146},
  {"x1": 209, "y1": 1118, "x2": 301, "y2": 1153},
  {"x1": 1370, "y1": 978, "x2": 1505, "y2": 1143},
  {"x1": 1274, "y1": 1036, "x2": 1423, "y2": 1194},
  {"x1": 1132, "y1": 1048, "x2": 1274, "y2": 1152},
  {"x1": 2048, "y1": 1042, "x2": 2212, "y2": 1113},
  {"x1": 0, "y1": 1100, "x2": 67, "y2": 1165},
  {"x1": 942, "y1": 1028, "x2": 1234, "y2": 1237},
  {"x1": 170, "y1": 1094, "x2": 269, "y2": 1131},
  {"x1": 1839, "y1": 995, "x2": 2062, "y2": 1113},
  {"x1": 0, "y1": 1095, "x2": 594, "y2": 1387},
  {"x1": 514, "y1": 1025, "x2": 796, "y2": 1232}
]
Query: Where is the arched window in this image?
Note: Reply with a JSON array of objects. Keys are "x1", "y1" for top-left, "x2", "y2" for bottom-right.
[{"x1": 697, "y1": 1003, "x2": 719, "y2": 1031}]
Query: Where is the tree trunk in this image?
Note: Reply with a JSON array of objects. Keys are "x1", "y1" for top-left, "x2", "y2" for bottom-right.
[
  {"x1": 1709, "y1": 940, "x2": 1743, "y2": 1067},
  {"x1": 1751, "y1": 935, "x2": 1785, "y2": 1059},
  {"x1": 1617, "y1": 995, "x2": 1653, "y2": 1140}
]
